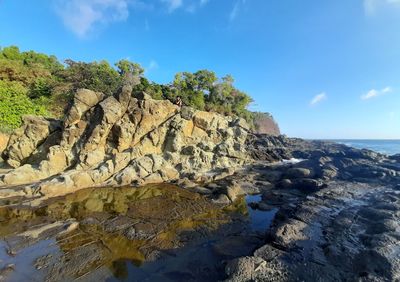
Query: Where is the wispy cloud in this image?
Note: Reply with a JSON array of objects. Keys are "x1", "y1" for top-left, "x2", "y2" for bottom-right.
[
  {"x1": 55, "y1": 0, "x2": 129, "y2": 38},
  {"x1": 145, "y1": 59, "x2": 159, "y2": 73},
  {"x1": 161, "y1": 0, "x2": 183, "y2": 12},
  {"x1": 229, "y1": 0, "x2": 246, "y2": 21},
  {"x1": 161, "y1": 0, "x2": 211, "y2": 13},
  {"x1": 364, "y1": 0, "x2": 400, "y2": 16},
  {"x1": 361, "y1": 86, "x2": 392, "y2": 100},
  {"x1": 310, "y1": 92, "x2": 327, "y2": 106}
]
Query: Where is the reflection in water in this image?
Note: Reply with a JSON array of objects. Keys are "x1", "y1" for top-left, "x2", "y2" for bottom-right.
[
  {"x1": 0, "y1": 184, "x2": 253, "y2": 281},
  {"x1": 245, "y1": 194, "x2": 278, "y2": 232}
]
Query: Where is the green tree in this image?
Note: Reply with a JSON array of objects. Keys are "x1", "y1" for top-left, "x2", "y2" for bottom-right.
[
  {"x1": 132, "y1": 77, "x2": 164, "y2": 100},
  {"x1": 172, "y1": 70, "x2": 217, "y2": 110},
  {"x1": 62, "y1": 59, "x2": 121, "y2": 96},
  {"x1": 207, "y1": 74, "x2": 253, "y2": 117},
  {"x1": 115, "y1": 59, "x2": 144, "y2": 76},
  {"x1": 22, "y1": 51, "x2": 64, "y2": 73},
  {"x1": 0, "y1": 46, "x2": 22, "y2": 60}
]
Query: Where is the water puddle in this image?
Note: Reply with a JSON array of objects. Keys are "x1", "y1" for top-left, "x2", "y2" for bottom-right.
[
  {"x1": 0, "y1": 184, "x2": 277, "y2": 281},
  {"x1": 245, "y1": 194, "x2": 278, "y2": 233}
]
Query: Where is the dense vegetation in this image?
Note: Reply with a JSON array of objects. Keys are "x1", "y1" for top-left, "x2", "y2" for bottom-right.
[{"x1": 0, "y1": 45, "x2": 271, "y2": 132}]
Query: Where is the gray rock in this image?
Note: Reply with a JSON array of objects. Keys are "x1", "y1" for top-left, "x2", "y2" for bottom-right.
[
  {"x1": 293, "y1": 178, "x2": 327, "y2": 192},
  {"x1": 278, "y1": 178, "x2": 293, "y2": 189},
  {"x1": 285, "y1": 167, "x2": 313, "y2": 179},
  {"x1": 225, "y1": 256, "x2": 267, "y2": 282},
  {"x1": 212, "y1": 194, "x2": 231, "y2": 204},
  {"x1": 180, "y1": 106, "x2": 196, "y2": 120},
  {"x1": 261, "y1": 170, "x2": 283, "y2": 183},
  {"x1": 224, "y1": 182, "x2": 245, "y2": 202}
]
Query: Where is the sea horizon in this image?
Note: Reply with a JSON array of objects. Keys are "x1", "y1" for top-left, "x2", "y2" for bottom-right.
[{"x1": 317, "y1": 139, "x2": 400, "y2": 155}]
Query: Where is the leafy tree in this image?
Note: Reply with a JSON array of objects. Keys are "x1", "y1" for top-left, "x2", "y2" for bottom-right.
[
  {"x1": 62, "y1": 59, "x2": 121, "y2": 96},
  {"x1": 172, "y1": 70, "x2": 217, "y2": 110},
  {"x1": 0, "y1": 46, "x2": 23, "y2": 60},
  {"x1": 115, "y1": 59, "x2": 144, "y2": 76},
  {"x1": 0, "y1": 46, "x2": 63, "y2": 76},
  {"x1": 22, "y1": 51, "x2": 63, "y2": 73},
  {"x1": 133, "y1": 77, "x2": 164, "y2": 100}
]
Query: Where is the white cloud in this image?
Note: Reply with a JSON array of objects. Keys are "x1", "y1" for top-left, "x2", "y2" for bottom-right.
[
  {"x1": 229, "y1": 2, "x2": 239, "y2": 21},
  {"x1": 161, "y1": 0, "x2": 183, "y2": 12},
  {"x1": 229, "y1": 0, "x2": 246, "y2": 21},
  {"x1": 146, "y1": 59, "x2": 159, "y2": 73},
  {"x1": 364, "y1": 0, "x2": 400, "y2": 15},
  {"x1": 161, "y1": 0, "x2": 211, "y2": 13},
  {"x1": 361, "y1": 86, "x2": 392, "y2": 100},
  {"x1": 310, "y1": 92, "x2": 327, "y2": 106},
  {"x1": 55, "y1": 0, "x2": 129, "y2": 38}
]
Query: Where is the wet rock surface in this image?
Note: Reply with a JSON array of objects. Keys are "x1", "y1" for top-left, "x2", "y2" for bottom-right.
[
  {"x1": 0, "y1": 184, "x2": 269, "y2": 281},
  {"x1": 222, "y1": 136, "x2": 400, "y2": 282}
]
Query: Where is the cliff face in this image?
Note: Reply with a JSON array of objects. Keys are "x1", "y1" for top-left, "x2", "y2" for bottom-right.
[
  {"x1": 253, "y1": 113, "x2": 280, "y2": 136},
  {"x1": 0, "y1": 86, "x2": 250, "y2": 199}
]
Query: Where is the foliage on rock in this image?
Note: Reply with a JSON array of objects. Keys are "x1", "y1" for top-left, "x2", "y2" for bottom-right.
[
  {"x1": 0, "y1": 45, "x2": 277, "y2": 132},
  {"x1": 0, "y1": 80, "x2": 48, "y2": 132}
]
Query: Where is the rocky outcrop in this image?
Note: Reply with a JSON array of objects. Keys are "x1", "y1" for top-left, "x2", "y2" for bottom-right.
[
  {"x1": 0, "y1": 86, "x2": 250, "y2": 199},
  {"x1": 1, "y1": 116, "x2": 62, "y2": 168},
  {"x1": 253, "y1": 113, "x2": 280, "y2": 135}
]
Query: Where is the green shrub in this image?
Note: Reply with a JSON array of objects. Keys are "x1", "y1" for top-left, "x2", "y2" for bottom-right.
[
  {"x1": 29, "y1": 77, "x2": 53, "y2": 99},
  {"x1": 0, "y1": 80, "x2": 48, "y2": 130}
]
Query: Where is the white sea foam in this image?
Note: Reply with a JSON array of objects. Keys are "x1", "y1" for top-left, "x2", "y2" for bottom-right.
[{"x1": 281, "y1": 158, "x2": 305, "y2": 164}]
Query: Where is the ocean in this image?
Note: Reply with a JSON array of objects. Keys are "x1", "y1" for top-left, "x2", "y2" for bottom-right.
[{"x1": 329, "y1": 140, "x2": 400, "y2": 156}]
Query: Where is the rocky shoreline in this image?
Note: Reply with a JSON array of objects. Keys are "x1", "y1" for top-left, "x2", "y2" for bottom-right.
[{"x1": 0, "y1": 88, "x2": 399, "y2": 281}]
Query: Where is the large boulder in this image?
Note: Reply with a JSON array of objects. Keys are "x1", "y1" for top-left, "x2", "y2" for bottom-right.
[
  {"x1": 64, "y1": 89, "x2": 105, "y2": 127},
  {"x1": 1, "y1": 116, "x2": 62, "y2": 168}
]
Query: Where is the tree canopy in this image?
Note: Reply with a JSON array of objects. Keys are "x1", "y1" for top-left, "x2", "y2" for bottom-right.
[{"x1": 0, "y1": 45, "x2": 265, "y2": 132}]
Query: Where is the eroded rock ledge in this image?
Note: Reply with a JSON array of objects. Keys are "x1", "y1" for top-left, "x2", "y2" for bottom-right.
[{"x1": 0, "y1": 86, "x2": 250, "y2": 199}]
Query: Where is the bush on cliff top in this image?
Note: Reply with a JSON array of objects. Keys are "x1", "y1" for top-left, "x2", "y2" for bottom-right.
[
  {"x1": 0, "y1": 80, "x2": 48, "y2": 132},
  {"x1": 0, "y1": 45, "x2": 274, "y2": 131}
]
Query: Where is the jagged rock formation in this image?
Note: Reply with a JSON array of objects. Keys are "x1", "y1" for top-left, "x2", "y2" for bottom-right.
[
  {"x1": 253, "y1": 113, "x2": 280, "y2": 136},
  {"x1": 0, "y1": 86, "x2": 250, "y2": 199}
]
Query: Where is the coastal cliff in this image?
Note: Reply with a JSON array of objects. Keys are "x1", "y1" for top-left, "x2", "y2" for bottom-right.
[{"x1": 253, "y1": 112, "x2": 280, "y2": 136}]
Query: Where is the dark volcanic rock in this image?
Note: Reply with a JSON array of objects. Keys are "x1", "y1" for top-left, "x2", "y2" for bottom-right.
[{"x1": 225, "y1": 135, "x2": 400, "y2": 282}]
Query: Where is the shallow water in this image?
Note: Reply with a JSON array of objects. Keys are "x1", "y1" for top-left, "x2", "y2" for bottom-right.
[
  {"x1": 0, "y1": 184, "x2": 277, "y2": 281},
  {"x1": 246, "y1": 194, "x2": 278, "y2": 232}
]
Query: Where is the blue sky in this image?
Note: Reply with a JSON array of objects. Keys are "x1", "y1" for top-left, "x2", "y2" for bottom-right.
[{"x1": 1, "y1": 0, "x2": 399, "y2": 139}]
